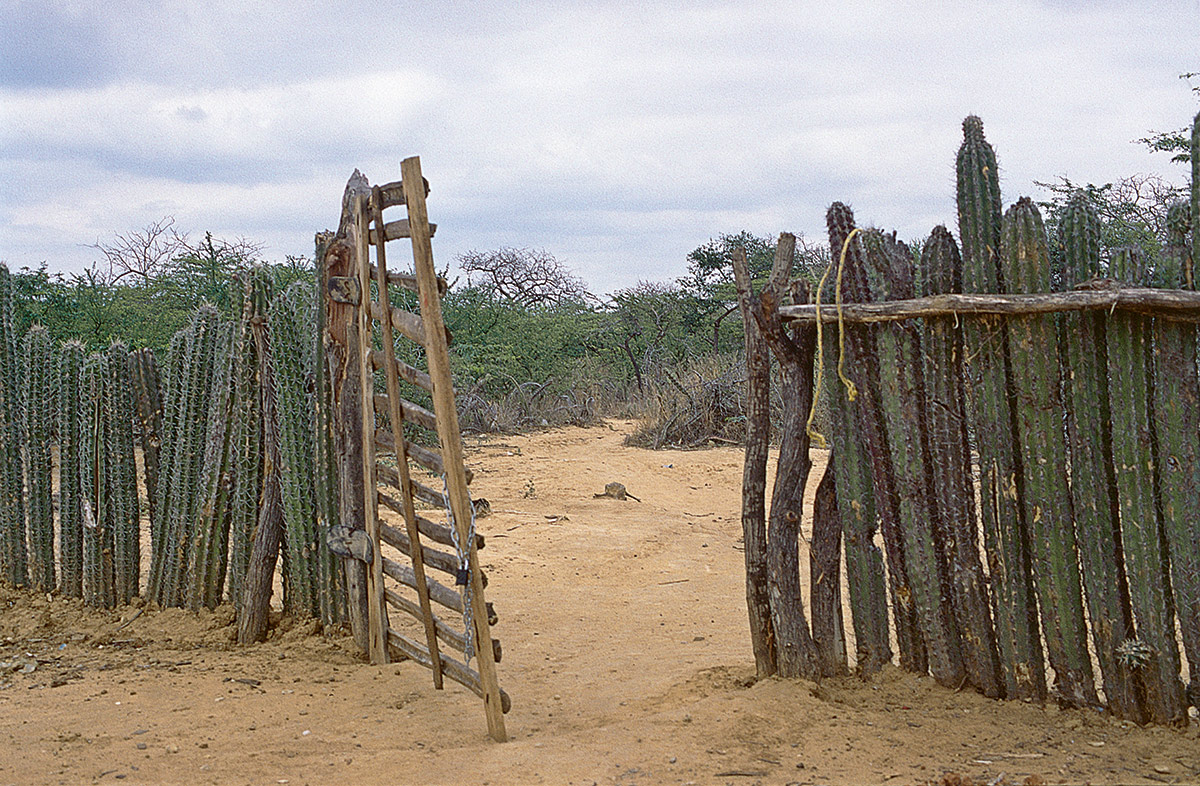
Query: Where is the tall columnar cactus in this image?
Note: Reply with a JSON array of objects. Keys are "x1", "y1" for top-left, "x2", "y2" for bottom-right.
[
  {"x1": 188, "y1": 322, "x2": 238, "y2": 610},
  {"x1": 150, "y1": 307, "x2": 221, "y2": 607},
  {"x1": 130, "y1": 347, "x2": 163, "y2": 535},
  {"x1": 227, "y1": 269, "x2": 270, "y2": 604},
  {"x1": 1151, "y1": 203, "x2": 1200, "y2": 713},
  {"x1": 58, "y1": 340, "x2": 86, "y2": 597},
  {"x1": 820, "y1": 315, "x2": 891, "y2": 674},
  {"x1": 1191, "y1": 110, "x2": 1198, "y2": 284},
  {"x1": 270, "y1": 281, "x2": 321, "y2": 617},
  {"x1": 1059, "y1": 193, "x2": 1143, "y2": 721},
  {"x1": 920, "y1": 225, "x2": 1003, "y2": 698},
  {"x1": 149, "y1": 329, "x2": 186, "y2": 602},
  {"x1": 106, "y1": 341, "x2": 141, "y2": 603},
  {"x1": 826, "y1": 203, "x2": 926, "y2": 673},
  {"x1": 863, "y1": 230, "x2": 965, "y2": 688},
  {"x1": 1001, "y1": 197, "x2": 1096, "y2": 707},
  {"x1": 0, "y1": 264, "x2": 28, "y2": 587},
  {"x1": 23, "y1": 326, "x2": 56, "y2": 592},
  {"x1": 81, "y1": 352, "x2": 115, "y2": 608},
  {"x1": 1107, "y1": 245, "x2": 1187, "y2": 724},
  {"x1": 956, "y1": 116, "x2": 1044, "y2": 701}
]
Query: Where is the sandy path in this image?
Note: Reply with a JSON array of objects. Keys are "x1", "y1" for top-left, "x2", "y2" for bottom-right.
[{"x1": 0, "y1": 421, "x2": 1197, "y2": 785}]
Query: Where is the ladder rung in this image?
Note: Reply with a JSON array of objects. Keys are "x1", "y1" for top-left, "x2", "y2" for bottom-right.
[
  {"x1": 369, "y1": 301, "x2": 425, "y2": 346},
  {"x1": 381, "y1": 555, "x2": 462, "y2": 613},
  {"x1": 379, "y1": 520, "x2": 486, "y2": 588},
  {"x1": 385, "y1": 588, "x2": 501, "y2": 662},
  {"x1": 369, "y1": 265, "x2": 448, "y2": 297},
  {"x1": 374, "y1": 428, "x2": 474, "y2": 484},
  {"x1": 373, "y1": 393, "x2": 438, "y2": 432},
  {"x1": 377, "y1": 488, "x2": 485, "y2": 550},
  {"x1": 370, "y1": 177, "x2": 429, "y2": 211},
  {"x1": 385, "y1": 627, "x2": 510, "y2": 713},
  {"x1": 367, "y1": 219, "x2": 438, "y2": 245},
  {"x1": 370, "y1": 350, "x2": 433, "y2": 393}
]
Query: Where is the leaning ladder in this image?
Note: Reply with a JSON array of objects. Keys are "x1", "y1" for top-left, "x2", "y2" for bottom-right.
[{"x1": 349, "y1": 157, "x2": 508, "y2": 742}]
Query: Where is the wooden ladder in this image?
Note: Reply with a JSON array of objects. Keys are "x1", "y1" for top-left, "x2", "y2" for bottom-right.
[{"x1": 345, "y1": 157, "x2": 508, "y2": 742}]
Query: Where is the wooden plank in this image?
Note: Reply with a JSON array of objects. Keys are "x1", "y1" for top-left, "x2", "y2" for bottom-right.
[
  {"x1": 371, "y1": 184, "x2": 444, "y2": 689},
  {"x1": 377, "y1": 489, "x2": 485, "y2": 550},
  {"x1": 402, "y1": 155, "x2": 508, "y2": 742},
  {"x1": 353, "y1": 191, "x2": 389, "y2": 665},
  {"x1": 374, "y1": 427, "x2": 475, "y2": 484},
  {"x1": 373, "y1": 393, "x2": 438, "y2": 432},
  {"x1": 367, "y1": 218, "x2": 437, "y2": 244},
  {"x1": 369, "y1": 265, "x2": 449, "y2": 297},
  {"x1": 379, "y1": 519, "x2": 487, "y2": 586},
  {"x1": 369, "y1": 300, "x2": 426, "y2": 346},
  {"x1": 779, "y1": 286, "x2": 1200, "y2": 324},
  {"x1": 386, "y1": 628, "x2": 511, "y2": 713},
  {"x1": 381, "y1": 554, "x2": 464, "y2": 613},
  {"x1": 385, "y1": 587, "x2": 501, "y2": 662},
  {"x1": 370, "y1": 350, "x2": 433, "y2": 393}
]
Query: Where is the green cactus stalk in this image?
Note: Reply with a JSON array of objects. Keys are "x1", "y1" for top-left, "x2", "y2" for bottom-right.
[
  {"x1": 23, "y1": 326, "x2": 56, "y2": 592},
  {"x1": 1001, "y1": 197, "x2": 1096, "y2": 707},
  {"x1": 1059, "y1": 192, "x2": 1143, "y2": 721},
  {"x1": 104, "y1": 341, "x2": 140, "y2": 604},
  {"x1": 1107, "y1": 245, "x2": 1187, "y2": 724},
  {"x1": 0, "y1": 264, "x2": 28, "y2": 587},
  {"x1": 1151, "y1": 203, "x2": 1200, "y2": 714},
  {"x1": 821, "y1": 319, "x2": 891, "y2": 674},
  {"x1": 270, "y1": 281, "x2": 321, "y2": 617},
  {"x1": 150, "y1": 307, "x2": 221, "y2": 607},
  {"x1": 956, "y1": 116, "x2": 1045, "y2": 701},
  {"x1": 149, "y1": 329, "x2": 186, "y2": 602},
  {"x1": 227, "y1": 270, "x2": 269, "y2": 604},
  {"x1": 1191, "y1": 110, "x2": 1198, "y2": 288},
  {"x1": 188, "y1": 322, "x2": 237, "y2": 610},
  {"x1": 826, "y1": 203, "x2": 926, "y2": 674},
  {"x1": 58, "y1": 340, "x2": 85, "y2": 597},
  {"x1": 130, "y1": 348, "x2": 163, "y2": 536},
  {"x1": 863, "y1": 230, "x2": 965, "y2": 687},
  {"x1": 920, "y1": 225, "x2": 1003, "y2": 698},
  {"x1": 81, "y1": 352, "x2": 115, "y2": 607}
]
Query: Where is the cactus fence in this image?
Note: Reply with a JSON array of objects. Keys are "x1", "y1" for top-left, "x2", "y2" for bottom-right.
[
  {"x1": 738, "y1": 111, "x2": 1200, "y2": 726},
  {"x1": 0, "y1": 263, "x2": 340, "y2": 626}
]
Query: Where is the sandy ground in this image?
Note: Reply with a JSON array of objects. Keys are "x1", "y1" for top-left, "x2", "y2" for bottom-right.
[{"x1": 1, "y1": 420, "x2": 1198, "y2": 786}]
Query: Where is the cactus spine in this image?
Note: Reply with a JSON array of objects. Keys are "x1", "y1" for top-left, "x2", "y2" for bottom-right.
[
  {"x1": 826, "y1": 203, "x2": 926, "y2": 673},
  {"x1": 0, "y1": 264, "x2": 27, "y2": 587},
  {"x1": 270, "y1": 281, "x2": 321, "y2": 617},
  {"x1": 1059, "y1": 193, "x2": 1143, "y2": 720},
  {"x1": 58, "y1": 341, "x2": 85, "y2": 597},
  {"x1": 863, "y1": 230, "x2": 965, "y2": 687},
  {"x1": 23, "y1": 326, "x2": 56, "y2": 592},
  {"x1": 1107, "y1": 245, "x2": 1187, "y2": 723},
  {"x1": 1001, "y1": 197, "x2": 1096, "y2": 706},
  {"x1": 1151, "y1": 203, "x2": 1200, "y2": 713},
  {"x1": 920, "y1": 225, "x2": 1003, "y2": 698},
  {"x1": 956, "y1": 116, "x2": 1044, "y2": 701}
]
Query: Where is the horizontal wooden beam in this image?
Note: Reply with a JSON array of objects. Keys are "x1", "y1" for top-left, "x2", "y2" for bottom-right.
[
  {"x1": 368, "y1": 265, "x2": 448, "y2": 297},
  {"x1": 779, "y1": 286, "x2": 1200, "y2": 325},
  {"x1": 386, "y1": 628, "x2": 511, "y2": 713},
  {"x1": 367, "y1": 219, "x2": 438, "y2": 245},
  {"x1": 370, "y1": 350, "x2": 433, "y2": 393},
  {"x1": 377, "y1": 487, "x2": 485, "y2": 550},
  {"x1": 370, "y1": 177, "x2": 429, "y2": 211},
  {"x1": 374, "y1": 427, "x2": 474, "y2": 484},
  {"x1": 369, "y1": 300, "x2": 426, "y2": 345},
  {"x1": 373, "y1": 393, "x2": 438, "y2": 432},
  {"x1": 385, "y1": 587, "x2": 501, "y2": 662},
  {"x1": 379, "y1": 519, "x2": 474, "y2": 583},
  {"x1": 382, "y1": 555, "x2": 463, "y2": 612}
]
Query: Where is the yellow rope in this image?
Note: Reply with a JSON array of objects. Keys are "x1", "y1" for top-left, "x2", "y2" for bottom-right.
[{"x1": 805, "y1": 227, "x2": 862, "y2": 448}]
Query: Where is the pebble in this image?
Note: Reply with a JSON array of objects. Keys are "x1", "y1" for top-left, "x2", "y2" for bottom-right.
[
  {"x1": 1154, "y1": 765, "x2": 1171, "y2": 774},
  {"x1": 136, "y1": 743, "x2": 147, "y2": 750}
]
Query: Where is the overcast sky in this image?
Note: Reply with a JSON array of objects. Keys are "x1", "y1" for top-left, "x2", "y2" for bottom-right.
[{"x1": 1, "y1": 1, "x2": 1197, "y2": 295}]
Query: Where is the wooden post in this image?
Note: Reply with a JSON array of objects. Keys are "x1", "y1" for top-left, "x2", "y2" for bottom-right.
[
  {"x1": 401, "y1": 156, "x2": 507, "y2": 742},
  {"x1": 370, "y1": 184, "x2": 444, "y2": 688},
  {"x1": 353, "y1": 192, "x2": 389, "y2": 665},
  {"x1": 323, "y1": 181, "x2": 371, "y2": 653}
]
